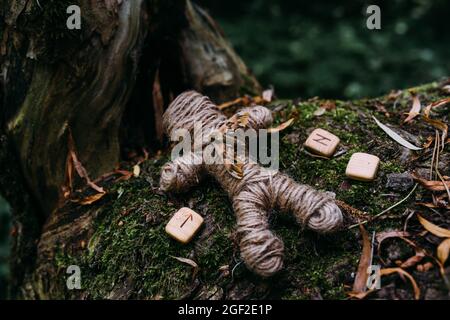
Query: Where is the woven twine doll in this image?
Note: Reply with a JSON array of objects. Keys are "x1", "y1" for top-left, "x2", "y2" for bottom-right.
[{"x1": 160, "y1": 91, "x2": 343, "y2": 277}]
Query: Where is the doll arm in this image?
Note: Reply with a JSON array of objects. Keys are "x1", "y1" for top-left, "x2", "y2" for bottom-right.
[
  {"x1": 234, "y1": 105, "x2": 273, "y2": 130},
  {"x1": 160, "y1": 152, "x2": 204, "y2": 193}
]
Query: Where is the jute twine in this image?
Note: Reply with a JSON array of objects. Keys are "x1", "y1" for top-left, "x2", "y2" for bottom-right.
[{"x1": 160, "y1": 91, "x2": 343, "y2": 277}]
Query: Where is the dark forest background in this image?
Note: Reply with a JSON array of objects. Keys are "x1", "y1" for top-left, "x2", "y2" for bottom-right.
[
  {"x1": 1, "y1": 0, "x2": 450, "y2": 299},
  {"x1": 198, "y1": 0, "x2": 450, "y2": 98}
]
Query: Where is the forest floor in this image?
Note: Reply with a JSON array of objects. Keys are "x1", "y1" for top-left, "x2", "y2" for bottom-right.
[{"x1": 50, "y1": 80, "x2": 450, "y2": 300}]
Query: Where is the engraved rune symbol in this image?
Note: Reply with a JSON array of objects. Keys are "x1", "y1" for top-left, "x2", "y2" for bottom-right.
[
  {"x1": 180, "y1": 213, "x2": 193, "y2": 228},
  {"x1": 313, "y1": 133, "x2": 331, "y2": 146}
]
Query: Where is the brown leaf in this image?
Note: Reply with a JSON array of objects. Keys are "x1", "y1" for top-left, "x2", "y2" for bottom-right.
[
  {"x1": 424, "y1": 98, "x2": 450, "y2": 116},
  {"x1": 71, "y1": 153, "x2": 105, "y2": 194},
  {"x1": 336, "y1": 200, "x2": 370, "y2": 222},
  {"x1": 404, "y1": 95, "x2": 421, "y2": 123},
  {"x1": 423, "y1": 136, "x2": 434, "y2": 149},
  {"x1": 218, "y1": 96, "x2": 253, "y2": 110},
  {"x1": 67, "y1": 131, "x2": 105, "y2": 194},
  {"x1": 171, "y1": 256, "x2": 198, "y2": 268},
  {"x1": 347, "y1": 290, "x2": 374, "y2": 299},
  {"x1": 352, "y1": 225, "x2": 372, "y2": 293},
  {"x1": 171, "y1": 256, "x2": 199, "y2": 278},
  {"x1": 377, "y1": 233, "x2": 427, "y2": 269},
  {"x1": 421, "y1": 116, "x2": 448, "y2": 146},
  {"x1": 226, "y1": 112, "x2": 250, "y2": 130},
  {"x1": 416, "y1": 202, "x2": 450, "y2": 210},
  {"x1": 412, "y1": 173, "x2": 450, "y2": 192},
  {"x1": 152, "y1": 69, "x2": 165, "y2": 143},
  {"x1": 75, "y1": 192, "x2": 106, "y2": 205},
  {"x1": 376, "y1": 230, "x2": 411, "y2": 253},
  {"x1": 375, "y1": 103, "x2": 390, "y2": 117},
  {"x1": 387, "y1": 90, "x2": 402, "y2": 100},
  {"x1": 267, "y1": 118, "x2": 294, "y2": 133},
  {"x1": 226, "y1": 162, "x2": 244, "y2": 180},
  {"x1": 437, "y1": 238, "x2": 450, "y2": 265},
  {"x1": 237, "y1": 113, "x2": 250, "y2": 128},
  {"x1": 422, "y1": 99, "x2": 449, "y2": 149},
  {"x1": 380, "y1": 268, "x2": 420, "y2": 300},
  {"x1": 114, "y1": 169, "x2": 134, "y2": 182},
  {"x1": 63, "y1": 149, "x2": 74, "y2": 199},
  {"x1": 398, "y1": 250, "x2": 426, "y2": 269},
  {"x1": 417, "y1": 215, "x2": 450, "y2": 238},
  {"x1": 416, "y1": 262, "x2": 434, "y2": 272}
]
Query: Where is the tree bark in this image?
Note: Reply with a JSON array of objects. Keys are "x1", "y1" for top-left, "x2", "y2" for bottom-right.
[{"x1": 0, "y1": 0, "x2": 260, "y2": 298}]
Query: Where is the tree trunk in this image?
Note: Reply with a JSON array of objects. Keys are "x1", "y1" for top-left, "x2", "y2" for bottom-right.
[
  {"x1": 0, "y1": 0, "x2": 260, "y2": 298},
  {"x1": 1, "y1": 1, "x2": 449, "y2": 300}
]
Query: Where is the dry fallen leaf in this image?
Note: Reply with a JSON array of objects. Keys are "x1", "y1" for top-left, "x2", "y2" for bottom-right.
[
  {"x1": 374, "y1": 103, "x2": 390, "y2": 117},
  {"x1": 376, "y1": 230, "x2": 411, "y2": 245},
  {"x1": 376, "y1": 231, "x2": 411, "y2": 260},
  {"x1": 424, "y1": 97, "x2": 450, "y2": 115},
  {"x1": 398, "y1": 250, "x2": 426, "y2": 269},
  {"x1": 412, "y1": 173, "x2": 450, "y2": 192},
  {"x1": 404, "y1": 95, "x2": 421, "y2": 123},
  {"x1": 423, "y1": 136, "x2": 434, "y2": 149},
  {"x1": 268, "y1": 118, "x2": 294, "y2": 133},
  {"x1": 437, "y1": 239, "x2": 450, "y2": 265},
  {"x1": 226, "y1": 162, "x2": 244, "y2": 180},
  {"x1": 218, "y1": 93, "x2": 272, "y2": 111},
  {"x1": 417, "y1": 215, "x2": 450, "y2": 238},
  {"x1": 171, "y1": 256, "x2": 199, "y2": 278},
  {"x1": 421, "y1": 116, "x2": 448, "y2": 149},
  {"x1": 377, "y1": 232, "x2": 426, "y2": 268},
  {"x1": 387, "y1": 90, "x2": 402, "y2": 100},
  {"x1": 66, "y1": 130, "x2": 105, "y2": 194},
  {"x1": 114, "y1": 169, "x2": 134, "y2": 182},
  {"x1": 152, "y1": 69, "x2": 165, "y2": 143},
  {"x1": 76, "y1": 192, "x2": 106, "y2": 205},
  {"x1": 372, "y1": 116, "x2": 422, "y2": 151},
  {"x1": 226, "y1": 112, "x2": 250, "y2": 129},
  {"x1": 416, "y1": 262, "x2": 434, "y2": 272},
  {"x1": 352, "y1": 225, "x2": 372, "y2": 294},
  {"x1": 347, "y1": 290, "x2": 374, "y2": 300},
  {"x1": 380, "y1": 268, "x2": 420, "y2": 300},
  {"x1": 416, "y1": 202, "x2": 450, "y2": 210},
  {"x1": 171, "y1": 256, "x2": 198, "y2": 268}
]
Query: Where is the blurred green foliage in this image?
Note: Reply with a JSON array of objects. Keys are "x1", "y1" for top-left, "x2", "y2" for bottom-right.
[
  {"x1": 199, "y1": 0, "x2": 450, "y2": 98},
  {"x1": 0, "y1": 197, "x2": 10, "y2": 299}
]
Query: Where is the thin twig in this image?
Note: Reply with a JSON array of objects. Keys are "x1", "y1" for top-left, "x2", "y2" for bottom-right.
[
  {"x1": 434, "y1": 132, "x2": 450, "y2": 200},
  {"x1": 430, "y1": 131, "x2": 438, "y2": 180},
  {"x1": 349, "y1": 184, "x2": 419, "y2": 229}
]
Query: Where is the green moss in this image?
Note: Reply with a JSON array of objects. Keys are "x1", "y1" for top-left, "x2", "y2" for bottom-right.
[{"x1": 48, "y1": 81, "x2": 449, "y2": 299}]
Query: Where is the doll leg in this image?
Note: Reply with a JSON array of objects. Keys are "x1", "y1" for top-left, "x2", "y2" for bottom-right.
[
  {"x1": 233, "y1": 185, "x2": 284, "y2": 277},
  {"x1": 272, "y1": 173, "x2": 343, "y2": 234}
]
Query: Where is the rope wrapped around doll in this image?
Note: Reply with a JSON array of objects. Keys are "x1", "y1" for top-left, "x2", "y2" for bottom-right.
[{"x1": 160, "y1": 91, "x2": 343, "y2": 277}]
